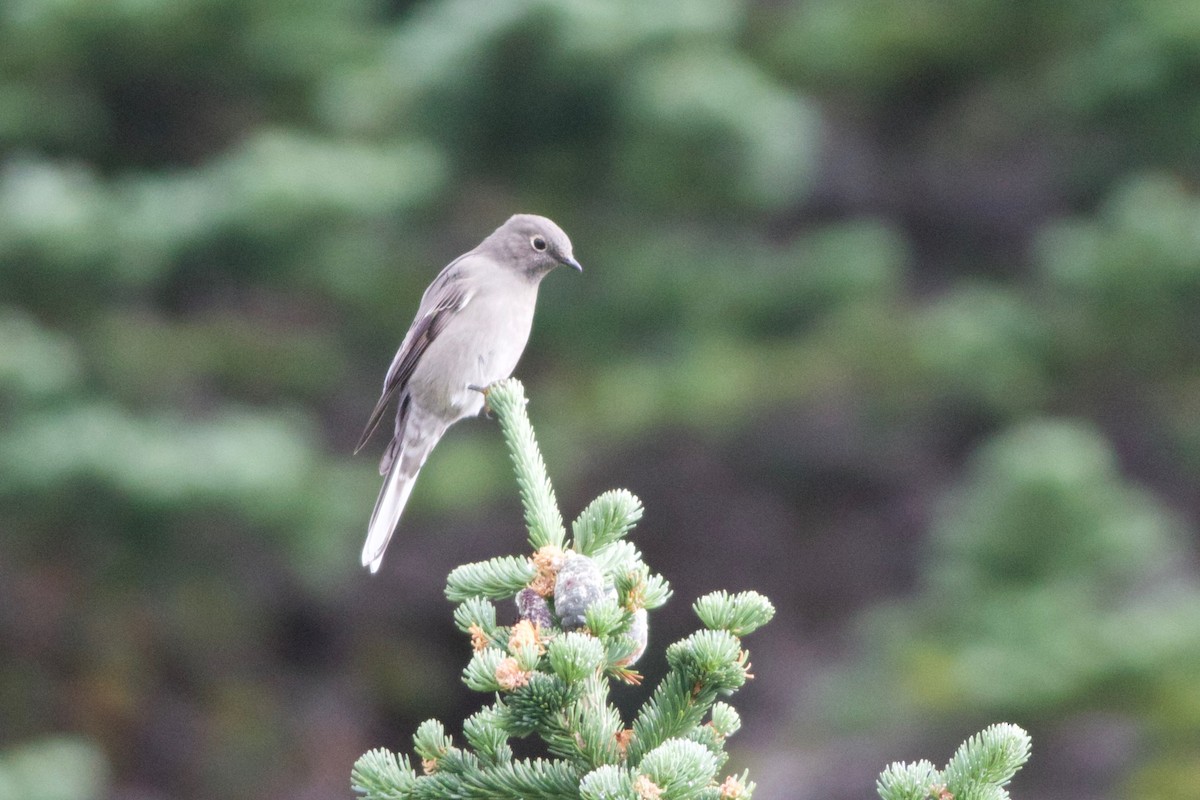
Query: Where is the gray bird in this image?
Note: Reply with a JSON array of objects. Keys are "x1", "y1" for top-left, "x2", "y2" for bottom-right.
[{"x1": 355, "y1": 214, "x2": 581, "y2": 572}]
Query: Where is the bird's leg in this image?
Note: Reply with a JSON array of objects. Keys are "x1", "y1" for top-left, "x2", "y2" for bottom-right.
[{"x1": 468, "y1": 383, "x2": 493, "y2": 418}]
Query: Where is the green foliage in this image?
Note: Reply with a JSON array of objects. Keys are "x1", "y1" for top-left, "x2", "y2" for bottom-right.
[
  {"x1": 454, "y1": 597, "x2": 502, "y2": 640},
  {"x1": 0, "y1": 310, "x2": 82, "y2": 400},
  {"x1": 572, "y1": 491, "x2": 644, "y2": 557},
  {"x1": 1038, "y1": 172, "x2": 1200, "y2": 374},
  {"x1": 353, "y1": 379, "x2": 768, "y2": 800},
  {"x1": 2, "y1": 403, "x2": 318, "y2": 518},
  {"x1": 910, "y1": 284, "x2": 1051, "y2": 416},
  {"x1": 876, "y1": 760, "x2": 939, "y2": 800},
  {"x1": 877, "y1": 723, "x2": 1031, "y2": 800},
  {"x1": 831, "y1": 418, "x2": 1200, "y2": 770},
  {"x1": 488, "y1": 381, "x2": 567, "y2": 551},
  {"x1": 352, "y1": 750, "x2": 418, "y2": 800},
  {"x1": 693, "y1": 591, "x2": 776, "y2": 637},
  {"x1": 577, "y1": 764, "x2": 633, "y2": 800},
  {"x1": 920, "y1": 420, "x2": 1179, "y2": 601},
  {"x1": 762, "y1": 0, "x2": 1200, "y2": 166},
  {"x1": 546, "y1": 634, "x2": 606, "y2": 684},
  {"x1": 464, "y1": 708, "x2": 514, "y2": 768},
  {"x1": 942, "y1": 723, "x2": 1031, "y2": 789},
  {"x1": 3, "y1": 0, "x2": 1195, "y2": 796},
  {"x1": 582, "y1": 598, "x2": 629, "y2": 640},
  {"x1": 618, "y1": 48, "x2": 819, "y2": 211},
  {"x1": 0, "y1": 737, "x2": 108, "y2": 800},
  {"x1": 637, "y1": 739, "x2": 719, "y2": 800},
  {"x1": 462, "y1": 648, "x2": 509, "y2": 693},
  {"x1": 447, "y1": 556, "x2": 539, "y2": 602}
]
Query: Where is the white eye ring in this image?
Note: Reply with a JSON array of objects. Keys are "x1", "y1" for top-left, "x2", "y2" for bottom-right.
[{"x1": 531, "y1": 235, "x2": 547, "y2": 252}]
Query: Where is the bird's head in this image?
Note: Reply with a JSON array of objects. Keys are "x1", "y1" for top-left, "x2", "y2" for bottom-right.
[{"x1": 489, "y1": 214, "x2": 582, "y2": 279}]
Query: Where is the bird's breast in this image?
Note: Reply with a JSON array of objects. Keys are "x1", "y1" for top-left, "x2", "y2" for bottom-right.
[{"x1": 409, "y1": 284, "x2": 538, "y2": 420}]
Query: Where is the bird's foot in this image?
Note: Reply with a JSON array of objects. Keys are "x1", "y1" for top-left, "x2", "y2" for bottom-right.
[{"x1": 468, "y1": 383, "x2": 493, "y2": 418}]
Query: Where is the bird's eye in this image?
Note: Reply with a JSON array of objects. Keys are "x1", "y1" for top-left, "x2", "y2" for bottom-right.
[{"x1": 531, "y1": 235, "x2": 547, "y2": 252}]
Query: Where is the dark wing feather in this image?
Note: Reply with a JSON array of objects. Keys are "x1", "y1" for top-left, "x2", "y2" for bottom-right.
[{"x1": 354, "y1": 270, "x2": 471, "y2": 454}]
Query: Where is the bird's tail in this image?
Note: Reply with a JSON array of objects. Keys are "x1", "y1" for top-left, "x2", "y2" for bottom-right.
[
  {"x1": 362, "y1": 463, "x2": 419, "y2": 573},
  {"x1": 362, "y1": 414, "x2": 445, "y2": 573}
]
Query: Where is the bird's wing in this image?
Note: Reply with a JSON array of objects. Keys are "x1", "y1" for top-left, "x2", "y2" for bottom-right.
[{"x1": 354, "y1": 262, "x2": 473, "y2": 454}]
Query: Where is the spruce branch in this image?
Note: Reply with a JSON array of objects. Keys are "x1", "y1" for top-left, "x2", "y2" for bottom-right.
[
  {"x1": 564, "y1": 674, "x2": 625, "y2": 767},
  {"x1": 454, "y1": 596, "x2": 499, "y2": 633},
  {"x1": 547, "y1": 633, "x2": 607, "y2": 683},
  {"x1": 604, "y1": 636, "x2": 642, "y2": 674},
  {"x1": 465, "y1": 707, "x2": 514, "y2": 767},
  {"x1": 637, "y1": 738, "x2": 720, "y2": 800},
  {"x1": 876, "y1": 761, "x2": 939, "y2": 800},
  {"x1": 486, "y1": 378, "x2": 566, "y2": 551},
  {"x1": 875, "y1": 724, "x2": 1031, "y2": 800},
  {"x1": 579, "y1": 764, "x2": 634, "y2": 800},
  {"x1": 942, "y1": 723, "x2": 1031, "y2": 795},
  {"x1": 709, "y1": 703, "x2": 741, "y2": 738},
  {"x1": 355, "y1": 380, "x2": 1028, "y2": 800},
  {"x1": 354, "y1": 381, "x2": 776, "y2": 799},
  {"x1": 463, "y1": 647, "x2": 510, "y2": 692},
  {"x1": 454, "y1": 597, "x2": 504, "y2": 644},
  {"x1": 447, "y1": 555, "x2": 538, "y2": 601},
  {"x1": 352, "y1": 748, "x2": 418, "y2": 800},
  {"x1": 583, "y1": 597, "x2": 631, "y2": 639},
  {"x1": 717, "y1": 770, "x2": 755, "y2": 800},
  {"x1": 641, "y1": 573, "x2": 673, "y2": 610},
  {"x1": 503, "y1": 671, "x2": 580, "y2": 737},
  {"x1": 684, "y1": 722, "x2": 729, "y2": 772},
  {"x1": 418, "y1": 758, "x2": 584, "y2": 800},
  {"x1": 613, "y1": 564, "x2": 670, "y2": 614},
  {"x1": 693, "y1": 592, "x2": 775, "y2": 637},
  {"x1": 438, "y1": 747, "x2": 482, "y2": 777},
  {"x1": 666, "y1": 630, "x2": 749, "y2": 692},
  {"x1": 627, "y1": 671, "x2": 723, "y2": 765},
  {"x1": 413, "y1": 719, "x2": 454, "y2": 769},
  {"x1": 572, "y1": 490, "x2": 644, "y2": 556},
  {"x1": 591, "y1": 540, "x2": 643, "y2": 578}
]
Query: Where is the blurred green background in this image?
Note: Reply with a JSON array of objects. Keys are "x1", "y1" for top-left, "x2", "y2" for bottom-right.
[{"x1": 3, "y1": 1, "x2": 1200, "y2": 798}]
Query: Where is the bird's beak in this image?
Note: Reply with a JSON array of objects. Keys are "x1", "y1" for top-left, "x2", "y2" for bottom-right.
[{"x1": 560, "y1": 254, "x2": 583, "y2": 272}]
